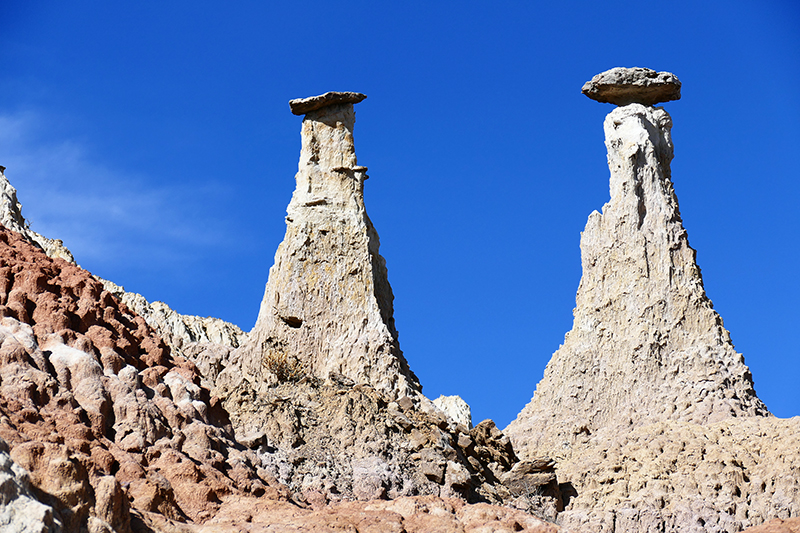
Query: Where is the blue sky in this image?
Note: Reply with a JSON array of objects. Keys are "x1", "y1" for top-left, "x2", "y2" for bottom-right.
[{"x1": 1, "y1": 1, "x2": 798, "y2": 427}]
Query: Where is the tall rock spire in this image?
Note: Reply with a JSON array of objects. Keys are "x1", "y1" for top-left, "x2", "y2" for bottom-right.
[
  {"x1": 235, "y1": 92, "x2": 419, "y2": 399},
  {"x1": 507, "y1": 68, "x2": 768, "y2": 459}
]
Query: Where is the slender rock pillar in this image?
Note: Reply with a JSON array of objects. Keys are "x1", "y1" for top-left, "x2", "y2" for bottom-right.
[
  {"x1": 507, "y1": 68, "x2": 768, "y2": 460},
  {"x1": 235, "y1": 92, "x2": 419, "y2": 399}
]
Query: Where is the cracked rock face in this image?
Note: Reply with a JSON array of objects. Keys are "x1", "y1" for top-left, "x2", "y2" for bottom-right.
[
  {"x1": 505, "y1": 97, "x2": 791, "y2": 532},
  {"x1": 222, "y1": 95, "x2": 419, "y2": 400}
]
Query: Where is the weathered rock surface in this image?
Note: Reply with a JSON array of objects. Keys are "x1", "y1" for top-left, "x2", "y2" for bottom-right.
[
  {"x1": 581, "y1": 67, "x2": 681, "y2": 106},
  {"x1": 508, "y1": 103, "x2": 768, "y2": 455},
  {"x1": 556, "y1": 417, "x2": 800, "y2": 532},
  {"x1": 434, "y1": 394, "x2": 473, "y2": 428},
  {"x1": 133, "y1": 494, "x2": 564, "y2": 532},
  {"x1": 0, "y1": 167, "x2": 245, "y2": 373},
  {"x1": 0, "y1": 129, "x2": 563, "y2": 529},
  {"x1": 506, "y1": 82, "x2": 797, "y2": 532},
  {"x1": 0, "y1": 167, "x2": 75, "y2": 264},
  {"x1": 743, "y1": 517, "x2": 800, "y2": 533},
  {"x1": 0, "y1": 220, "x2": 561, "y2": 532},
  {"x1": 98, "y1": 278, "x2": 245, "y2": 387},
  {"x1": 0, "y1": 437, "x2": 57, "y2": 533},
  {"x1": 289, "y1": 91, "x2": 367, "y2": 115},
  {"x1": 222, "y1": 93, "x2": 419, "y2": 400},
  {"x1": 0, "y1": 225, "x2": 285, "y2": 531},
  {"x1": 218, "y1": 375, "x2": 560, "y2": 512}
]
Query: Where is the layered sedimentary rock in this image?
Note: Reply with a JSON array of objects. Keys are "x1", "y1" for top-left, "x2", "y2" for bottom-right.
[
  {"x1": 508, "y1": 101, "x2": 768, "y2": 455},
  {"x1": 0, "y1": 169, "x2": 564, "y2": 530},
  {"x1": 507, "y1": 70, "x2": 797, "y2": 532},
  {"x1": 221, "y1": 92, "x2": 419, "y2": 400}
]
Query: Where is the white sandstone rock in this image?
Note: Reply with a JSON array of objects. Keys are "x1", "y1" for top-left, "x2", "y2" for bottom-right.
[
  {"x1": 505, "y1": 95, "x2": 790, "y2": 532},
  {"x1": 433, "y1": 395, "x2": 473, "y2": 428},
  {"x1": 507, "y1": 103, "x2": 768, "y2": 458},
  {"x1": 0, "y1": 439, "x2": 58, "y2": 533},
  {"x1": 223, "y1": 94, "x2": 419, "y2": 399}
]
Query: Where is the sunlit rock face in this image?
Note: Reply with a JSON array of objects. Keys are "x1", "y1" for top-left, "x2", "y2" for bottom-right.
[
  {"x1": 505, "y1": 69, "x2": 792, "y2": 532},
  {"x1": 507, "y1": 103, "x2": 768, "y2": 458},
  {"x1": 226, "y1": 93, "x2": 420, "y2": 400}
]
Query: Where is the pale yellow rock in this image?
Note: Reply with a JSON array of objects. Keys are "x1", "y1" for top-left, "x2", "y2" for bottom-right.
[
  {"x1": 434, "y1": 395, "x2": 473, "y2": 429},
  {"x1": 222, "y1": 96, "x2": 419, "y2": 399},
  {"x1": 505, "y1": 100, "x2": 794, "y2": 532},
  {"x1": 507, "y1": 104, "x2": 767, "y2": 459}
]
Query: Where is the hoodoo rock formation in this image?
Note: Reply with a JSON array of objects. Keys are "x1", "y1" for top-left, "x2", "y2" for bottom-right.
[
  {"x1": 210, "y1": 93, "x2": 561, "y2": 512},
  {"x1": 507, "y1": 68, "x2": 799, "y2": 532},
  {"x1": 221, "y1": 92, "x2": 419, "y2": 399}
]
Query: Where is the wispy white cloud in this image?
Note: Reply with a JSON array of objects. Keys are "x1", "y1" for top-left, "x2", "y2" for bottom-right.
[{"x1": 0, "y1": 111, "x2": 236, "y2": 273}]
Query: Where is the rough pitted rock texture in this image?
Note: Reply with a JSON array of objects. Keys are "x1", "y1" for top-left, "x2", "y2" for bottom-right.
[
  {"x1": 0, "y1": 437, "x2": 57, "y2": 533},
  {"x1": 434, "y1": 394, "x2": 473, "y2": 428},
  {"x1": 0, "y1": 225, "x2": 287, "y2": 532},
  {"x1": 221, "y1": 375, "x2": 563, "y2": 516},
  {"x1": 581, "y1": 67, "x2": 681, "y2": 106},
  {"x1": 136, "y1": 495, "x2": 564, "y2": 532},
  {"x1": 0, "y1": 168, "x2": 75, "y2": 264},
  {"x1": 555, "y1": 417, "x2": 800, "y2": 532},
  {"x1": 222, "y1": 96, "x2": 419, "y2": 400},
  {"x1": 0, "y1": 224, "x2": 563, "y2": 532},
  {"x1": 98, "y1": 278, "x2": 245, "y2": 388},
  {"x1": 508, "y1": 104, "x2": 768, "y2": 455},
  {"x1": 506, "y1": 101, "x2": 797, "y2": 531}
]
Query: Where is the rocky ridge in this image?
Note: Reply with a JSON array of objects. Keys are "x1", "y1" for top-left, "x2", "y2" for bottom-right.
[
  {"x1": 0, "y1": 224, "x2": 288, "y2": 531},
  {"x1": 0, "y1": 168, "x2": 75, "y2": 264},
  {"x1": 0, "y1": 93, "x2": 563, "y2": 531},
  {"x1": 0, "y1": 167, "x2": 244, "y2": 367},
  {"x1": 0, "y1": 220, "x2": 562, "y2": 532},
  {"x1": 506, "y1": 70, "x2": 799, "y2": 532}
]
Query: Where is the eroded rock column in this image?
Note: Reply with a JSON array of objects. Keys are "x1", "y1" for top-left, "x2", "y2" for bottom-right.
[
  {"x1": 232, "y1": 92, "x2": 419, "y2": 399},
  {"x1": 507, "y1": 68, "x2": 768, "y2": 459}
]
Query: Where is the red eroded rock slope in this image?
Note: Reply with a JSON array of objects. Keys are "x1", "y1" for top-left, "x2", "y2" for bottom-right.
[
  {"x1": 0, "y1": 225, "x2": 563, "y2": 532},
  {"x1": 0, "y1": 225, "x2": 285, "y2": 531}
]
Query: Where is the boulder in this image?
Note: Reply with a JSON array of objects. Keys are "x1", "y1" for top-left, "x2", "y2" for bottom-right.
[{"x1": 581, "y1": 67, "x2": 681, "y2": 106}]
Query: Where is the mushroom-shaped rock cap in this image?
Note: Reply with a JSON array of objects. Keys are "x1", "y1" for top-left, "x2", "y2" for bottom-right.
[
  {"x1": 582, "y1": 67, "x2": 681, "y2": 106},
  {"x1": 289, "y1": 91, "x2": 367, "y2": 115}
]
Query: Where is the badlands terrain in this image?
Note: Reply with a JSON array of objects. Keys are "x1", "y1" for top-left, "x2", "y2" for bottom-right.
[{"x1": 0, "y1": 68, "x2": 797, "y2": 532}]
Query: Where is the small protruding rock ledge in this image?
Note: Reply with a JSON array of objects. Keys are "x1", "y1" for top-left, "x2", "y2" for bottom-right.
[
  {"x1": 582, "y1": 67, "x2": 681, "y2": 106},
  {"x1": 289, "y1": 91, "x2": 367, "y2": 115}
]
